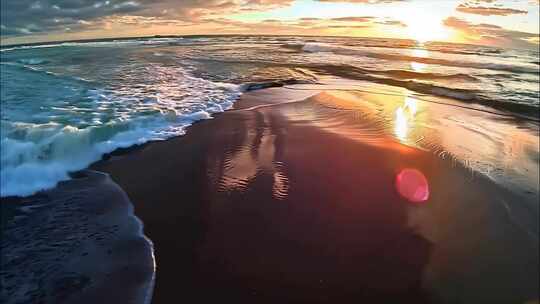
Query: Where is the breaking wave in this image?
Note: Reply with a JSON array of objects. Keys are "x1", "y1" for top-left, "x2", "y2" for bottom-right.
[
  {"x1": 1, "y1": 64, "x2": 243, "y2": 197},
  {"x1": 296, "y1": 43, "x2": 540, "y2": 75}
]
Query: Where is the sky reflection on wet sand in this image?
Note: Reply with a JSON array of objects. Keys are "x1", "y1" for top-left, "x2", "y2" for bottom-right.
[{"x1": 272, "y1": 86, "x2": 539, "y2": 303}]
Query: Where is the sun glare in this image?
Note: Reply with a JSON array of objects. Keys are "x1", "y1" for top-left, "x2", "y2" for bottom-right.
[
  {"x1": 394, "y1": 95, "x2": 419, "y2": 143},
  {"x1": 403, "y1": 14, "x2": 449, "y2": 43},
  {"x1": 410, "y1": 48, "x2": 428, "y2": 72}
]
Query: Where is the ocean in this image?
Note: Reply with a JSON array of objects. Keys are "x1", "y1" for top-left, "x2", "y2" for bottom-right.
[{"x1": 1, "y1": 36, "x2": 539, "y2": 197}]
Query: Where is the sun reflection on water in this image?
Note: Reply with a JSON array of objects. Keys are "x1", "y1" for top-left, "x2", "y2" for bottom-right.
[
  {"x1": 404, "y1": 96, "x2": 417, "y2": 115},
  {"x1": 394, "y1": 96, "x2": 418, "y2": 142},
  {"x1": 395, "y1": 107, "x2": 408, "y2": 141},
  {"x1": 411, "y1": 48, "x2": 428, "y2": 72}
]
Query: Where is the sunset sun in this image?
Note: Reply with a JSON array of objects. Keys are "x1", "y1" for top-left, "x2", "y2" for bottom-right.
[{"x1": 403, "y1": 14, "x2": 450, "y2": 43}]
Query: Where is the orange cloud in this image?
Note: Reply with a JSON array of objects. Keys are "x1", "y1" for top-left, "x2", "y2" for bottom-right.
[
  {"x1": 443, "y1": 16, "x2": 539, "y2": 49},
  {"x1": 192, "y1": 14, "x2": 406, "y2": 36},
  {"x1": 330, "y1": 17, "x2": 375, "y2": 22},
  {"x1": 456, "y1": 4, "x2": 527, "y2": 16}
]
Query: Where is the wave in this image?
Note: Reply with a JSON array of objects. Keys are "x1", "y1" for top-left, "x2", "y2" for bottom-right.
[
  {"x1": 1, "y1": 78, "x2": 243, "y2": 197},
  {"x1": 1, "y1": 112, "x2": 221, "y2": 197},
  {"x1": 230, "y1": 63, "x2": 537, "y2": 117},
  {"x1": 241, "y1": 78, "x2": 317, "y2": 91},
  {"x1": 368, "y1": 77, "x2": 477, "y2": 101},
  {"x1": 294, "y1": 43, "x2": 540, "y2": 75},
  {"x1": 16, "y1": 58, "x2": 48, "y2": 65},
  {"x1": 366, "y1": 69, "x2": 480, "y2": 82},
  {"x1": 304, "y1": 64, "x2": 539, "y2": 117},
  {"x1": 148, "y1": 52, "x2": 536, "y2": 116},
  {"x1": 308, "y1": 64, "x2": 476, "y2": 98},
  {"x1": 188, "y1": 55, "x2": 479, "y2": 83},
  {"x1": 1, "y1": 71, "x2": 314, "y2": 197},
  {"x1": 303, "y1": 62, "x2": 481, "y2": 82},
  {"x1": 339, "y1": 39, "x2": 508, "y2": 57},
  {"x1": 1, "y1": 61, "x2": 97, "y2": 85},
  {"x1": 0, "y1": 37, "x2": 195, "y2": 53},
  {"x1": 280, "y1": 43, "x2": 305, "y2": 52},
  {"x1": 0, "y1": 43, "x2": 65, "y2": 52}
]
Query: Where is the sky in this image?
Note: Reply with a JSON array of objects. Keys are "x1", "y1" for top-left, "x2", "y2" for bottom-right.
[{"x1": 1, "y1": 0, "x2": 539, "y2": 49}]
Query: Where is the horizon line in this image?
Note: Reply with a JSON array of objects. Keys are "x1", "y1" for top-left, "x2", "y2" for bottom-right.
[{"x1": 1, "y1": 33, "x2": 525, "y2": 51}]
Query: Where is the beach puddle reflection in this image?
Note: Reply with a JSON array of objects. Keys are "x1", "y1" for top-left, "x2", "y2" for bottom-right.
[
  {"x1": 199, "y1": 86, "x2": 537, "y2": 303},
  {"x1": 313, "y1": 87, "x2": 537, "y2": 196},
  {"x1": 215, "y1": 112, "x2": 289, "y2": 200}
]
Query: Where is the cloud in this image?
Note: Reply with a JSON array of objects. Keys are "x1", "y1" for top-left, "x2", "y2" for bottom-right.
[
  {"x1": 456, "y1": 4, "x2": 527, "y2": 16},
  {"x1": 1, "y1": 1, "x2": 146, "y2": 35},
  {"x1": 299, "y1": 17, "x2": 322, "y2": 21},
  {"x1": 0, "y1": 5, "x2": 410, "y2": 42},
  {"x1": 303, "y1": 15, "x2": 406, "y2": 30},
  {"x1": 330, "y1": 16, "x2": 375, "y2": 22},
  {"x1": 443, "y1": 16, "x2": 539, "y2": 48},
  {"x1": 0, "y1": 0, "x2": 294, "y2": 37},
  {"x1": 207, "y1": 14, "x2": 405, "y2": 33},
  {"x1": 326, "y1": 25, "x2": 370, "y2": 28},
  {"x1": 196, "y1": 14, "x2": 405, "y2": 35},
  {"x1": 375, "y1": 20, "x2": 407, "y2": 27}
]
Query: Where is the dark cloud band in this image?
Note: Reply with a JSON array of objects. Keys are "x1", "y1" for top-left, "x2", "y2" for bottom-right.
[{"x1": 0, "y1": 0, "x2": 293, "y2": 36}]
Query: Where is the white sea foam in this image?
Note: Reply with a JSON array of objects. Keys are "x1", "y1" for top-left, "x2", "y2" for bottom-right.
[
  {"x1": 17, "y1": 58, "x2": 48, "y2": 65},
  {"x1": 0, "y1": 107, "x2": 236, "y2": 197},
  {"x1": 0, "y1": 43, "x2": 65, "y2": 52},
  {"x1": 1, "y1": 65, "x2": 242, "y2": 197},
  {"x1": 302, "y1": 43, "x2": 338, "y2": 53},
  {"x1": 1, "y1": 37, "x2": 191, "y2": 53}
]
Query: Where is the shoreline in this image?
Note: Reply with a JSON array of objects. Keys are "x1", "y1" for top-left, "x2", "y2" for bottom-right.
[
  {"x1": 94, "y1": 87, "x2": 538, "y2": 303},
  {"x1": 2, "y1": 86, "x2": 539, "y2": 303}
]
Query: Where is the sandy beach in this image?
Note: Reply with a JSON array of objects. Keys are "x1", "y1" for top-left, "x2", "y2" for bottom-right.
[
  {"x1": 86, "y1": 86, "x2": 539, "y2": 304},
  {"x1": 2, "y1": 1, "x2": 540, "y2": 301}
]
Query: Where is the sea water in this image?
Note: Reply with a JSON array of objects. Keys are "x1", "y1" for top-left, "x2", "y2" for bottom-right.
[{"x1": 1, "y1": 36, "x2": 539, "y2": 196}]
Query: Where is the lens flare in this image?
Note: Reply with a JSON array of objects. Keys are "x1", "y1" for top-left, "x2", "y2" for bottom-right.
[{"x1": 395, "y1": 168, "x2": 429, "y2": 203}]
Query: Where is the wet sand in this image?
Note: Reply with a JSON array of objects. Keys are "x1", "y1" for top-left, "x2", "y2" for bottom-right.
[
  {"x1": 91, "y1": 87, "x2": 538, "y2": 303},
  {"x1": 0, "y1": 171, "x2": 155, "y2": 304}
]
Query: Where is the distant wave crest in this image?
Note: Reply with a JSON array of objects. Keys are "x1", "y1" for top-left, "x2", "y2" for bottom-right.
[{"x1": 293, "y1": 43, "x2": 540, "y2": 75}]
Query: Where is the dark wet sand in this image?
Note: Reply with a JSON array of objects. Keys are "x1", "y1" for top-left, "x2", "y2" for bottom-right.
[
  {"x1": 0, "y1": 171, "x2": 154, "y2": 304},
  {"x1": 92, "y1": 88, "x2": 538, "y2": 304}
]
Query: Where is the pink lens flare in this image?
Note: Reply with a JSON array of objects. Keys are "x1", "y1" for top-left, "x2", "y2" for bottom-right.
[{"x1": 395, "y1": 168, "x2": 430, "y2": 203}]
